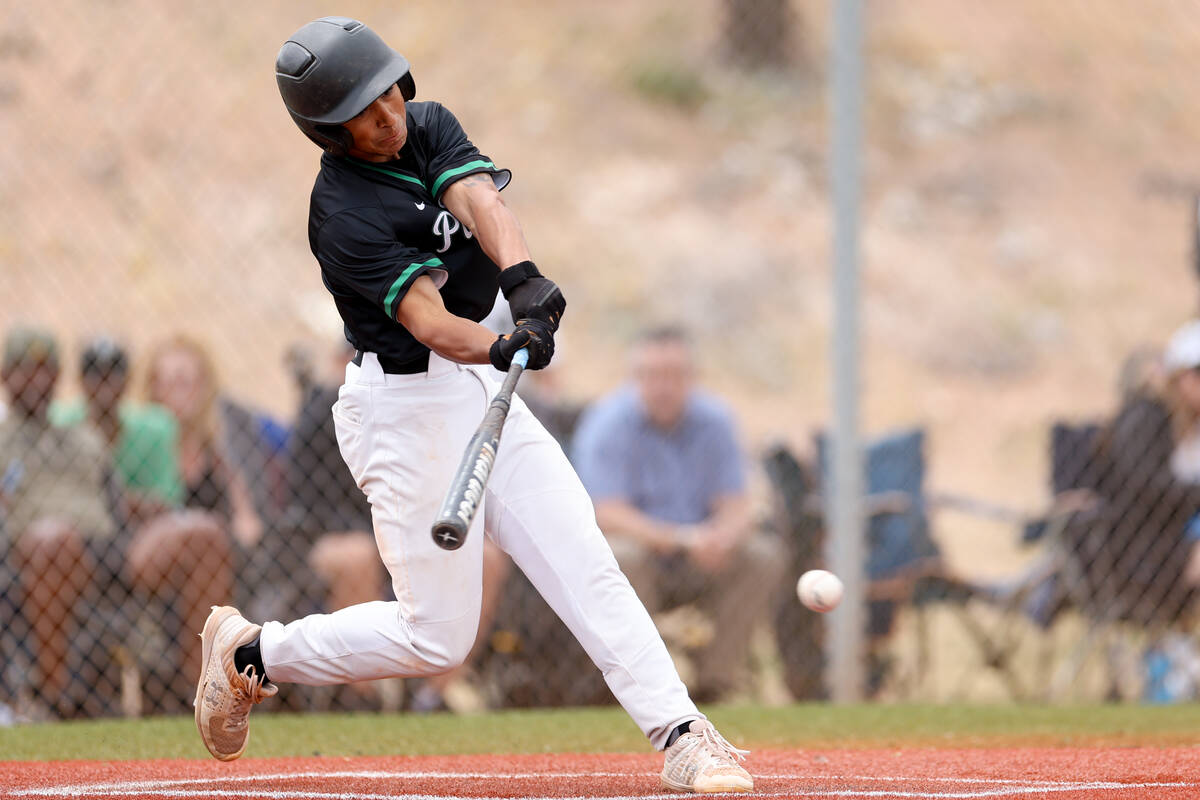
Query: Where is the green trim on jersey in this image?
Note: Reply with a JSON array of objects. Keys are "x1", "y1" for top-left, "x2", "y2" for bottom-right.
[
  {"x1": 383, "y1": 257, "x2": 445, "y2": 318},
  {"x1": 349, "y1": 160, "x2": 426, "y2": 190},
  {"x1": 430, "y1": 160, "x2": 497, "y2": 199}
]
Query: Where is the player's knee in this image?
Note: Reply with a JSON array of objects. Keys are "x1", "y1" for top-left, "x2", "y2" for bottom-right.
[
  {"x1": 410, "y1": 619, "x2": 477, "y2": 673},
  {"x1": 435, "y1": 633, "x2": 475, "y2": 672}
]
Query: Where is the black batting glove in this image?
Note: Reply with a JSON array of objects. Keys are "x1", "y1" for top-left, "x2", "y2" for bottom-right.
[
  {"x1": 489, "y1": 317, "x2": 556, "y2": 371},
  {"x1": 499, "y1": 260, "x2": 566, "y2": 331}
]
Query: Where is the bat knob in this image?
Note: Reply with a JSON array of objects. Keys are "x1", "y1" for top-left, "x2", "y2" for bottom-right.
[{"x1": 432, "y1": 522, "x2": 466, "y2": 550}]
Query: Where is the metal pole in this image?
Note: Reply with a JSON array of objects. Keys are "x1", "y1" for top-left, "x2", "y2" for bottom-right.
[{"x1": 827, "y1": 0, "x2": 865, "y2": 703}]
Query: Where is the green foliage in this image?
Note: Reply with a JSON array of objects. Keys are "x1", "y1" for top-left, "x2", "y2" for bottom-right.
[{"x1": 629, "y1": 61, "x2": 709, "y2": 112}]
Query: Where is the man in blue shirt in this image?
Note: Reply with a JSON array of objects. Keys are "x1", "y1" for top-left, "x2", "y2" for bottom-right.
[{"x1": 573, "y1": 327, "x2": 786, "y2": 703}]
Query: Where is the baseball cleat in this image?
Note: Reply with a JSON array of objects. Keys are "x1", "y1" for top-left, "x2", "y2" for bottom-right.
[
  {"x1": 660, "y1": 719, "x2": 753, "y2": 793},
  {"x1": 194, "y1": 605, "x2": 277, "y2": 761}
]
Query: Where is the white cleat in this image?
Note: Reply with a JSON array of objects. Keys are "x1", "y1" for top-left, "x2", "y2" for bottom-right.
[
  {"x1": 661, "y1": 719, "x2": 754, "y2": 793},
  {"x1": 194, "y1": 605, "x2": 277, "y2": 761}
]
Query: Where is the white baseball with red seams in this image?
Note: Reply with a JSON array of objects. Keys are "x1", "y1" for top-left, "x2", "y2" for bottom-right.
[{"x1": 797, "y1": 569, "x2": 844, "y2": 613}]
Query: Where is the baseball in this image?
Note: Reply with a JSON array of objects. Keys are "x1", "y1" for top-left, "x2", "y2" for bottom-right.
[{"x1": 797, "y1": 570, "x2": 843, "y2": 613}]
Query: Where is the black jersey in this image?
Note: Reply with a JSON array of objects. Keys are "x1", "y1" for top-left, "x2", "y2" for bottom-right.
[{"x1": 308, "y1": 101, "x2": 512, "y2": 367}]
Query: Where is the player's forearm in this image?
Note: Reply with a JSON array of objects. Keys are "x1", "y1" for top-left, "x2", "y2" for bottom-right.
[
  {"x1": 396, "y1": 275, "x2": 495, "y2": 364},
  {"x1": 472, "y1": 196, "x2": 531, "y2": 271},
  {"x1": 412, "y1": 316, "x2": 495, "y2": 364},
  {"x1": 594, "y1": 499, "x2": 680, "y2": 551}
]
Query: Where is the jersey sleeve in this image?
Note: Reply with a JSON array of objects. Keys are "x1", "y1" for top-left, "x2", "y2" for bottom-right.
[
  {"x1": 315, "y1": 207, "x2": 449, "y2": 319},
  {"x1": 421, "y1": 102, "x2": 512, "y2": 205}
]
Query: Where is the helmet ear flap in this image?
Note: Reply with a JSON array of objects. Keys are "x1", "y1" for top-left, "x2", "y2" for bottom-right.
[
  {"x1": 315, "y1": 124, "x2": 355, "y2": 156},
  {"x1": 399, "y1": 71, "x2": 416, "y2": 101}
]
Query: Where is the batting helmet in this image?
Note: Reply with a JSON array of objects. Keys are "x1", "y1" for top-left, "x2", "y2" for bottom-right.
[{"x1": 276, "y1": 17, "x2": 416, "y2": 155}]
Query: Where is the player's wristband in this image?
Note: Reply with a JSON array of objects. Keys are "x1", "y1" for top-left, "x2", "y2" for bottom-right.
[{"x1": 498, "y1": 260, "x2": 541, "y2": 296}]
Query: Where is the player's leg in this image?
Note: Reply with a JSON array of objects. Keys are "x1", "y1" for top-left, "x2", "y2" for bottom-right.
[
  {"x1": 477, "y1": 372, "x2": 751, "y2": 791},
  {"x1": 414, "y1": 538, "x2": 512, "y2": 712},
  {"x1": 195, "y1": 353, "x2": 495, "y2": 759},
  {"x1": 257, "y1": 354, "x2": 490, "y2": 684},
  {"x1": 482, "y1": 419, "x2": 698, "y2": 744}
]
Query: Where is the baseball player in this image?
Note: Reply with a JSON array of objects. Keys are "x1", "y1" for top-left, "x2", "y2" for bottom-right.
[{"x1": 193, "y1": 17, "x2": 752, "y2": 793}]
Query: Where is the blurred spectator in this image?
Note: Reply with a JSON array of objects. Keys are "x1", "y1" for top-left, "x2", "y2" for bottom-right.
[
  {"x1": 0, "y1": 327, "x2": 115, "y2": 715},
  {"x1": 572, "y1": 326, "x2": 785, "y2": 703},
  {"x1": 1072, "y1": 322, "x2": 1200, "y2": 628},
  {"x1": 1158, "y1": 322, "x2": 1200, "y2": 595},
  {"x1": 52, "y1": 335, "x2": 236, "y2": 712},
  {"x1": 145, "y1": 335, "x2": 263, "y2": 548},
  {"x1": 50, "y1": 337, "x2": 183, "y2": 524}
]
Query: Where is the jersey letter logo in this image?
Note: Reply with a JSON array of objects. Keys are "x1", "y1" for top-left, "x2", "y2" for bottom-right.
[
  {"x1": 415, "y1": 202, "x2": 426, "y2": 210},
  {"x1": 433, "y1": 210, "x2": 474, "y2": 253}
]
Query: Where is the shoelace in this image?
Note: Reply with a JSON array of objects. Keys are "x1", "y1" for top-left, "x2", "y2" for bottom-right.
[
  {"x1": 227, "y1": 666, "x2": 270, "y2": 729},
  {"x1": 697, "y1": 724, "x2": 750, "y2": 765}
]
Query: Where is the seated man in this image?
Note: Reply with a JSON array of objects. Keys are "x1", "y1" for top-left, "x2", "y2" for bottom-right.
[
  {"x1": 573, "y1": 326, "x2": 785, "y2": 703},
  {"x1": 0, "y1": 327, "x2": 118, "y2": 716}
]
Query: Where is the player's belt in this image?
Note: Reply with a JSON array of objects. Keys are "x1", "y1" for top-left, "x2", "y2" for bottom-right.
[{"x1": 352, "y1": 350, "x2": 428, "y2": 374}]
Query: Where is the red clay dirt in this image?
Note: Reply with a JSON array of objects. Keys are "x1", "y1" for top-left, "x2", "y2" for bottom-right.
[{"x1": 2, "y1": 748, "x2": 1199, "y2": 799}]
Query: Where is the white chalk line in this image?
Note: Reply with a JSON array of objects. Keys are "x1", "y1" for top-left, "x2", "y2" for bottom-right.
[
  {"x1": 6, "y1": 786, "x2": 1199, "y2": 800},
  {"x1": 4, "y1": 769, "x2": 1197, "y2": 799}
]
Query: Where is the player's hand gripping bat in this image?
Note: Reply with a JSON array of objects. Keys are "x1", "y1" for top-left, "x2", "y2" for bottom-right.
[{"x1": 431, "y1": 348, "x2": 529, "y2": 550}]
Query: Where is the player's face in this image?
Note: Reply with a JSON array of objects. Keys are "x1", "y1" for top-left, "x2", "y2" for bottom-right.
[
  {"x1": 633, "y1": 340, "x2": 695, "y2": 430},
  {"x1": 343, "y1": 84, "x2": 408, "y2": 162}
]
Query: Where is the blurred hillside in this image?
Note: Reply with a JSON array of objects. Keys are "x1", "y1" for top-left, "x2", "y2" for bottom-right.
[{"x1": 3, "y1": 1, "x2": 1200, "y2": 574}]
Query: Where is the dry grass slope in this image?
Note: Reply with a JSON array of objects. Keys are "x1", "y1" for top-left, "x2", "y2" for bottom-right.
[{"x1": 2, "y1": 1, "x2": 1199, "y2": 578}]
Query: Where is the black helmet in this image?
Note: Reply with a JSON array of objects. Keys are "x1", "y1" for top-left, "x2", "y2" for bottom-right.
[{"x1": 276, "y1": 17, "x2": 416, "y2": 155}]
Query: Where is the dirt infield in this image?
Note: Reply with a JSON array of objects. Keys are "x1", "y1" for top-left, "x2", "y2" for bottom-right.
[{"x1": 2, "y1": 748, "x2": 1198, "y2": 799}]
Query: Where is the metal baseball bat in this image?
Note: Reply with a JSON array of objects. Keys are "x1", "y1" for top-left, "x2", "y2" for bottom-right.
[{"x1": 431, "y1": 348, "x2": 529, "y2": 550}]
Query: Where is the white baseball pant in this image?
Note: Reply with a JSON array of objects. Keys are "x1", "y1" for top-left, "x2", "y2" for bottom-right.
[{"x1": 258, "y1": 351, "x2": 701, "y2": 748}]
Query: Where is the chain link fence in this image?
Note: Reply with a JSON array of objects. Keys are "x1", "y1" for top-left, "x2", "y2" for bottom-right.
[{"x1": 3, "y1": 0, "x2": 1200, "y2": 721}]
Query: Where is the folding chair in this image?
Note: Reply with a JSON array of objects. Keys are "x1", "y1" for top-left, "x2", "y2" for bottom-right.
[{"x1": 766, "y1": 428, "x2": 1025, "y2": 700}]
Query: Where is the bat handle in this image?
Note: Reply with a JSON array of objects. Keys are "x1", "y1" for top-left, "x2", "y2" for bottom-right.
[{"x1": 512, "y1": 347, "x2": 530, "y2": 369}]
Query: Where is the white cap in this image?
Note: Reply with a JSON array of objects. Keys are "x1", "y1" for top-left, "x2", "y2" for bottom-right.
[{"x1": 1164, "y1": 320, "x2": 1200, "y2": 373}]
